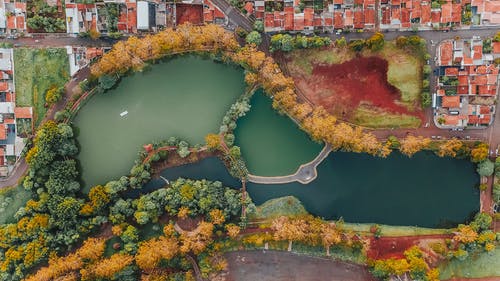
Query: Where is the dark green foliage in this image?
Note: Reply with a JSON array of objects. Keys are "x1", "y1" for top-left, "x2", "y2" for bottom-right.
[
  {"x1": 133, "y1": 179, "x2": 247, "y2": 225},
  {"x1": 27, "y1": 0, "x2": 65, "y2": 32},
  {"x1": 348, "y1": 39, "x2": 366, "y2": 52},
  {"x1": 421, "y1": 91, "x2": 431, "y2": 108},
  {"x1": 270, "y1": 34, "x2": 331, "y2": 52}
]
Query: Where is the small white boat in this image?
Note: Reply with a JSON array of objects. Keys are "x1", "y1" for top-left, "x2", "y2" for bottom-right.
[{"x1": 120, "y1": 111, "x2": 128, "y2": 117}]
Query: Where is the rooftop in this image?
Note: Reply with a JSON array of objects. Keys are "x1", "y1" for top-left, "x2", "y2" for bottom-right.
[{"x1": 442, "y1": 96, "x2": 461, "y2": 108}]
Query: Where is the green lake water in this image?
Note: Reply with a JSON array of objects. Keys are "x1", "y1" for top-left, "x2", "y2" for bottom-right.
[
  {"x1": 74, "y1": 56, "x2": 245, "y2": 191},
  {"x1": 235, "y1": 91, "x2": 322, "y2": 176}
]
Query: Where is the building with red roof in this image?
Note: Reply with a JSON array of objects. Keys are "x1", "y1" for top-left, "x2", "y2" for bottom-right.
[
  {"x1": 353, "y1": 10, "x2": 364, "y2": 29},
  {"x1": 442, "y1": 96, "x2": 461, "y2": 108},
  {"x1": 2, "y1": 0, "x2": 27, "y2": 34},
  {"x1": 14, "y1": 107, "x2": 32, "y2": 119},
  {"x1": 65, "y1": 3, "x2": 97, "y2": 34},
  {"x1": 439, "y1": 41, "x2": 453, "y2": 66},
  {"x1": 421, "y1": 2, "x2": 431, "y2": 24},
  {"x1": 0, "y1": 125, "x2": 6, "y2": 141},
  {"x1": 440, "y1": 2, "x2": 452, "y2": 23},
  {"x1": 304, "y1": 7, "x2": 314, "y2": 28},
  {"x1": 364, "y1": 8, "x2": 375, "y2": 27},
  {"x1": 334, "y1": 11, "x2": 344, "y2": 28}
]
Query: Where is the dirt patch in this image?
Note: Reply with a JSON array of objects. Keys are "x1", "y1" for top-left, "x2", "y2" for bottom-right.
[
  {"x1": 175, "y1": 3, "x2": 203, "y2": 25},
  {"x1": 310, "y1": 56, "x2": 419, "y2": 118},
  {"x1": 366, "y1": 234, "x2": 451, "y2": 260},
  {"x1": 224, "y1": 250, "x2": 376, "y2": 281}
]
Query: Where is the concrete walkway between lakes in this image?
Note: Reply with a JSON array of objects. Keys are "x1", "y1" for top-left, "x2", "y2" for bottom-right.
[{"x1": 247, "y1": 144, "x2": 331, "y2": 185}]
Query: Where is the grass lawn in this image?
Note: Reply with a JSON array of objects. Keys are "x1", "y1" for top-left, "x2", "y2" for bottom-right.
[
  {"x1": 353, "y1": 105, "x2": 421, "y2": 128},
  {"x1": 0, "y1": 185, "x2": 32, "y2": 224},
  {"x1": 375, "y1": 42, "x2": 423, "y2": 109},
  {"x1": 248, "y1": 196, "x2": 308, "y2": 221},
  {"x1": 286, "y1": 47, "x2": 355, "y2": 76},
  {"x1": 439, "y1": 248, "x2": 500, "y2": 279},
  {"x1": 343, "y1": 223, "x2": 450, "y2": 237},
  {"x1": 14, "y1": 48, "x2": 69, "y2": 126}
]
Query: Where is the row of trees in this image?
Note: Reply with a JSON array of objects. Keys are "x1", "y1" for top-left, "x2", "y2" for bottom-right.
[
  {"x1": 270, "y1": 34, "x2": 331, "y2": 52},
  {"x1": 348, "y1": 32, "x2": 385, "y2": 52},
  {"x1": 91, "y1": 24, "x2": 239, "y2": 77}
]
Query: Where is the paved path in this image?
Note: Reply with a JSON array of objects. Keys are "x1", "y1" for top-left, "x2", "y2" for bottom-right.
[
  {"x1": 247, "y1": 144, "x2": 331, "y2": 184},
  {"x1": 224, "y1": 250, "x2": 375, "y2": 281},
  {"x1": 0, "y1": 66, "x2": 90, "y2": 189}
]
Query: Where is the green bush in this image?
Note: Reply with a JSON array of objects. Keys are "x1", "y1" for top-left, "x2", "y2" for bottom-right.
[{"x1": 477, "y1": 160, "x2": 494, "y2": 177}]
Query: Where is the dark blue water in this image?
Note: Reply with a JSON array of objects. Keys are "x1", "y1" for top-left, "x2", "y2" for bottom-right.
[{"x1": 140, "y1": 153, "x2": 479, "y2": 228}]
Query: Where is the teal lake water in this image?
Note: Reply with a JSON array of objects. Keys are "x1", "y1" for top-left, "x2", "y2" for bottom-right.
[{"x1": 74, "y1": 56, "x2": 245, "y2": 191}]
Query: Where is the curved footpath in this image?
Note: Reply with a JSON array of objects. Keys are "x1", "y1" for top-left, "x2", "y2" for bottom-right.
[
  {"x1": 247, "y1": 144, "x2": 331, "y2": 185},
  {"x1": 0, "y1": 66, "x2": 91, "y2": 189}
]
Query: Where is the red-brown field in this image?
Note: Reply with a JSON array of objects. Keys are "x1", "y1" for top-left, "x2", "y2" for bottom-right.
[
  {"x1": 285, "y1": 46, "x2": 424, "y2": 128},
  {"x1": 297, "y1": 56, "x2": 420, "y2": 119},
  {"x1": 366, "y1": 234, "x2": 451, "y2": 261},
  {"x1": 175, "y1": 3, "x2": 204, "y2": 25}
]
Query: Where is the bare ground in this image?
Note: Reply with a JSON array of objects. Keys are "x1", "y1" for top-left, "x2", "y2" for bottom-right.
[{"x1": 223, "y1": 250, "x2": 375, "y2": 281}]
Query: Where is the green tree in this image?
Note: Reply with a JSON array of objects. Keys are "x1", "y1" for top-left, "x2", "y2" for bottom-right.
[
  {"x1": 477, "y1": 160, "x2": 494, "y2": 177},
  {"x1": 349, "y1": 39, "x2": 366, "y2": 52},
  {"x1": 471, "y1": 212, "x2": 492, "y2": 231},
  {"x1": 253, "y1": 20, "x2": 264, "y2": 32},
  {"x1": 246, "y1": 31, "x2": 262, "y2": 46}
]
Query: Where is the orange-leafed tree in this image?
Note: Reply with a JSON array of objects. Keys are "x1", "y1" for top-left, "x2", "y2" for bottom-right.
[
  {"x1": 271, "y1": 216, "x2": 307, "y2": 251},
  {"x1": 400, "y1": 135, "x2": 431, "y2": 157}
]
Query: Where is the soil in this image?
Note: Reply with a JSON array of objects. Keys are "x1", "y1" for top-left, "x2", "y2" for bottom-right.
[
  {"x1": 224, "y1": 250, "x2": 376, "y2": 281},
  {"x1": 290, "y1": 56, "x2": 422, "y2": 121},
  {"x1": 366, "y1": 234, "x2": 452, "y2": 260},
  {"x1": 175, "y1": 3, "x2": 204, "y2": 25}
]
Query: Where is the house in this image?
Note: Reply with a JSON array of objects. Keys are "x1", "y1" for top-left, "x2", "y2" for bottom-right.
[
  {"x1": 0, "y1": 0, "x2": 27, "y2": 34},
  {"x1": 65, "y1": 2, "x2": 97, "y2": 34},
  {"x1": 441, "y1": 95, "x2": 461, "y2": 108}
]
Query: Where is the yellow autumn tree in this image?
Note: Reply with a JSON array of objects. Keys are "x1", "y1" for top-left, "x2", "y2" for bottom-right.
[
  {"x1": 437, "y1": 138, "x2": 464, "y2": 157},
  {"x1": 136, "y1": 236, "x2": 179, "y2": 271},
  {"x1": 91, "y1": 253, "x2": 134, "y2": 279},
  {"x1": 209, "y1": 209, "x2": 225, "y2": 225},
  {"x1": 180, "y1": 221, "x2": 214, "y2": 255},
  {"x1": 453, "y1": 224, "x2": 478, "y2": 243},
  {"x1": 470, "y1": 143, "x2": 489, "y2": 162},
  {"x1": 204, "y1": 133, "x2": 221, "y2": 150},
  {"x1": 271, "y1": 216, "x2": 308, "y2": 251},
  {"x1": 320, "y1": 223, "x2": 341, "y2": 256},
  {"x1": 400, "y1": 135, "x2": 431, "y2": 157},
  {"x1": 225, "y1": 224, "x2": 241, "y2": 239}
]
